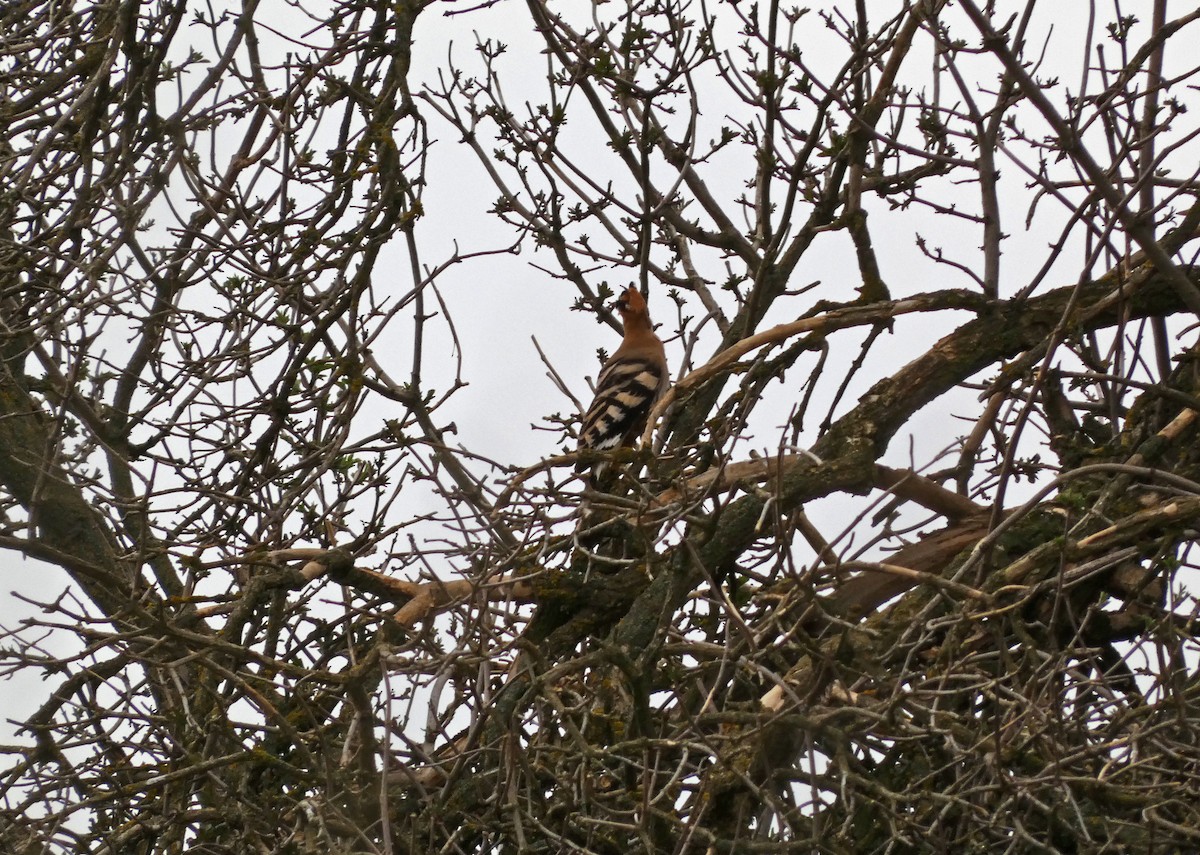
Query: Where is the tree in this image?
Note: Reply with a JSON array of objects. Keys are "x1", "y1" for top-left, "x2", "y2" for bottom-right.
[{"x1": 4, "y1": 0, "x2": 1200, "y2": 851}]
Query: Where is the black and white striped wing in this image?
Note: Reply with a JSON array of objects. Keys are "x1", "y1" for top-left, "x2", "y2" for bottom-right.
[{"x1": 577, "y1": 356, "x2": 667, "y2": 453}]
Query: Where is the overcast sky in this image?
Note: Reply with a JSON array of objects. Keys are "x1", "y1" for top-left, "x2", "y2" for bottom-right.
[{"x1": 5, "y1": 0, "x2": 1200, "y2": 748}]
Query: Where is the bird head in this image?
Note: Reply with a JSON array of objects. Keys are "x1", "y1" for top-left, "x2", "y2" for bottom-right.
[{"x1": 613, "y1": 286, "x2": 649, "y2": 325}]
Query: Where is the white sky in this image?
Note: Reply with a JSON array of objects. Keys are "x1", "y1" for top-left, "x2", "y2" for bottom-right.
[{"x1": 5, "y1": 0, "x2": 1200, "y2": 771}]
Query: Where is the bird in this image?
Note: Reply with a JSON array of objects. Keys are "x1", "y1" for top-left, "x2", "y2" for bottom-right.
[{"x1": 576, "y1": 286, "x2": 669, "y2": 471}]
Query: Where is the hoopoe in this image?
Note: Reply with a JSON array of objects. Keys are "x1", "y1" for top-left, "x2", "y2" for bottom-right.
[{"x1": 577, "y1": 286, "x2": 669, "y2": 470}]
